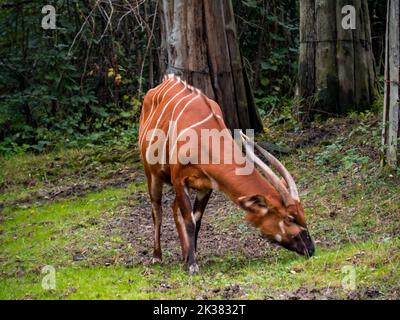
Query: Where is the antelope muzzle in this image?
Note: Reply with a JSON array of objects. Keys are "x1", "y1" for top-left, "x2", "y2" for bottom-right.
[{"x1": 286, "y1": 229, "x2": 315, "y2": 258}]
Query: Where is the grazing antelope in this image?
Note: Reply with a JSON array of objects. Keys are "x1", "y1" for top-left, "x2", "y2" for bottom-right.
[{"x1": 139, "y1": 74, "x2": 314, "y2": 274}]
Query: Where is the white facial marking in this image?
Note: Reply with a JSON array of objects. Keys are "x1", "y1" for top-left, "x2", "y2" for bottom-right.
[
  {"x1": 244, "y1": 201, "x2": 255, "y2": 208},
  {"x1": 275, "y1": 234, "x2": 282, "y2": 242}
]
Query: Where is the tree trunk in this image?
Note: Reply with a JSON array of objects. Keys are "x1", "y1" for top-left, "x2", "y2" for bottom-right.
[
  {"x1": 382, "y1": 0, "x2": 399, "y2": 170},
  {"x1": 298, "y1": 0, "x2": 377, "y2": 117},
  {"x1": 159, "y1": 0, "x2": 263, "y2": 132}
]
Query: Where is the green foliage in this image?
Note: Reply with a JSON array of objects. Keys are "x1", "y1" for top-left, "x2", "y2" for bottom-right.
[
  {"x1": 0, "y1": 0, "x2": 153, "y2": 156},
  {"x1": 315, "y1": 144, "x2": 370, "y2": 171},
  {"x1": 0, "y1": 139, "x2": 29, "y2": 157},
  {"x1": 235, "y1": 0, "x2": 299, "y2": 98},
  {"x1": 313, "y1": 112, "x2": 381, "y2": 172}
]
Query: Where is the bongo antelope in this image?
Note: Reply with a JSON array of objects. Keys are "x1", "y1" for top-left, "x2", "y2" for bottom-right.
[{"x1": 139, "y1": 75, "x2": 314, "y2": 274}]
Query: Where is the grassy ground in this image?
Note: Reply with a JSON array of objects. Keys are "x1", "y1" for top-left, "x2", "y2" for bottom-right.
[{"x1": 0, "y1": 112, "x2": 399, "y2": 300}]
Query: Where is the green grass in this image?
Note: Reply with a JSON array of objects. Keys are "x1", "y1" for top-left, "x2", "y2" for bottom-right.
[
  {"x1": 1, "y1": 238, "x2": 398, "y2": 299},
  {"x1": 0, "y1": 114, "x2": 399, "y2": 300}
]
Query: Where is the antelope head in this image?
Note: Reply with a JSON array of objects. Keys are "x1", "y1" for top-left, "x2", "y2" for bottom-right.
[{"x1": 239, "y1": 133, "x2": 315, "y2": 257}]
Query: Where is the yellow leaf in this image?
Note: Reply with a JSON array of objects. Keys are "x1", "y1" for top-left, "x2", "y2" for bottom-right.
[
  {"x1": 114, "y1": 74, "x2": 122, "y2": 85},
  {"x1": 107, "y1": 68, "x2": 115, "y2": 78}
]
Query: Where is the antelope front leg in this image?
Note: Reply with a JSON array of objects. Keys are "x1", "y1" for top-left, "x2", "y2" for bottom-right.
[
  {"x1": 172, "y1": 183, "x2": 199, "y2": 275},
  {"x1": 193, "y1": 189, "x2": 212, "y2": 252},
  {"x1": 148, "y1": 174, "x2": 164, "y2": 263}
]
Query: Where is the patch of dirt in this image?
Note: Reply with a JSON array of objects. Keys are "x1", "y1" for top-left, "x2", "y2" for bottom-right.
[
  {"x1": 276, "y1": 285, "x2": 400, "y2": 300},
  {"x1": 201, "y1": 284, "x2": 244, "y2": 300},
  {"x1": 0, "y1": 169, "x2": 143, "y2": 209},
  {"x1": 120, "y1": 188, "x2": 276, "y2": 265},
  {"x1": 284, "y1": 287, "x2": 341, "y2": 300}
]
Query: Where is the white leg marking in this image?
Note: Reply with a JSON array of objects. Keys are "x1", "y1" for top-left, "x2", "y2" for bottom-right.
[
  {"x1": 189, "y1": 263, "x2": 199, "y2": 275},
  {"x1": 279, "y1": 220, "x2": 286, "y2": 235},
  {"x1": 191, "y1": 212, "x2": 196, "y2": 226},
  {"x1": 194, "y1": 211, "x2": 203, "y2": 223}
]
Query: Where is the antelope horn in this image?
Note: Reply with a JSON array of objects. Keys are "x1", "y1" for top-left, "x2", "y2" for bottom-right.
[
  {"x1": 240, "y1": 133, "x2": 294, "y2": 207},
  {"x1": 241, "y1": 132, "x2": 300, "y2": 202}
]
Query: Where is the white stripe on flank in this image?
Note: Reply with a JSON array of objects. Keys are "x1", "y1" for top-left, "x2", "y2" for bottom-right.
[
  {"x1": 140, "y1": 81, "x2": 171, "y2": 133},
  {"x1": 140, "y1": 80, "x2": 180, "y2": 148},
  {"x1": 176, "y1": 113, "x2": 213, "y2": 141},
  {"x1": 149, "y1": 79, "x2": 173, "y2": 115},
  {"x1": 167, "y1": 94, "x2": 202, "y2": 161},
  {"x1": 141, "y1": 78, "x2": 226, "y2": 168},
  {"x1": 160, "y1": 80, "x2": 180, "y2": 104},
  {"x1": 169, "y1": 82, "x2": 190, "y2": 122},
  {"x1": 206, "y1": 97, "x2": 224, "y2": 122},
  {"x1": 160, "y1": 91, "x2": 194, "y2": 168},
  {"x1": 151, "y1": 93, "x2": 200, "y2": 163},
  {"x1": 139, "y1": 79, "x2": 172, "y2": 140},
  {"x1": 145, "y1": 86, "x2": 189, "y2": 160},
  {"x1": 169, "y1": 112, "x2": 214, "y2": 164}
]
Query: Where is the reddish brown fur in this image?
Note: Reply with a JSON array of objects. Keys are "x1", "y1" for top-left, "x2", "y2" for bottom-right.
[{"x1": 139, "y1": 75, "x2": 314, "y2": 273}]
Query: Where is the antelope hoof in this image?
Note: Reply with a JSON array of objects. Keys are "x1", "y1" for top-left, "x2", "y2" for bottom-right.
[
  {"x1": 188, "y1": 263, "x2": 199, "y2": 275},
  {"x1": 152, "y1": 257, "x2": 162, "y2": 264}
]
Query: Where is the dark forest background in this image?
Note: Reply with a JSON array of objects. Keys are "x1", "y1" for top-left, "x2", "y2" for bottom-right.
[{"x1": 0, "y1": 0, "x2": 387, "y2": 155}]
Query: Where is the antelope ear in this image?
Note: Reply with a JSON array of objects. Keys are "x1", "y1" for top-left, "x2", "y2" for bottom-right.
[{"x1": 238, "y1": 195, "x2": 268, "y2": 214}]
